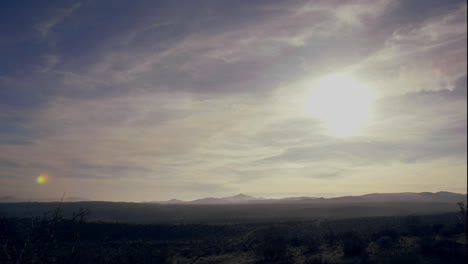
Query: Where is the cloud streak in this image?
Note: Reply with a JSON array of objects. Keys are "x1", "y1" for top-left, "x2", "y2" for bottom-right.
[{"x1": 0, "y1": 0, "x2": 466, "y2": 201}]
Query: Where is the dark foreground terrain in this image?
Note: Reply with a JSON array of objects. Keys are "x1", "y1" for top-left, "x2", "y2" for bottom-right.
[{"x1": 0, "y1": 202, "x2": 467, "y2": 264}]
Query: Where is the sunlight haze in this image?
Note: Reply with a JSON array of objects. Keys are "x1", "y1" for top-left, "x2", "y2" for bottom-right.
[{"x1": 0, "y1": 0, "x2": 466, "y2": 202}]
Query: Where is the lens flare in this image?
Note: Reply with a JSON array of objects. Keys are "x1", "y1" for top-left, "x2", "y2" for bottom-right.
[{"x1": 36, "y1": 173, "x2": 50, "y2": 184}]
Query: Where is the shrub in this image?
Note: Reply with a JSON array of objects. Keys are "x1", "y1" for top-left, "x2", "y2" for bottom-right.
[
  {"x1": 419, "y1": 237, "x2": 466, "y2": 260},
  {"x1": 341, "y1": 231, "x2": 366, "y2": 257},
  {"x1": 152, "y1": 248, "x2": 175, "y2": 264},
  {"x1": 322, "y1": 230, "x2": 339, "y2": 249},
  {"x1": 372, "y1": 228, "x2": 399, "y2": 241},
  {"x1": 305, "y1": 237, "x2": 321, "y2": 254},
  {"x1": 381, "y1": 254, "x2": 421, "y2": 264},
  {"x1": 304, "y1": 256, "x2": 330, "y2": 264},
  {"x1": 376, "y1": 236, "x2": 395, "y2": 250},
  {"x1": 254, "y1": 228, "x2": 290, "y2": 263}
]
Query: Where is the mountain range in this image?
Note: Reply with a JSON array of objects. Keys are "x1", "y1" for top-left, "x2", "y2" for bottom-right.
[
  {"x1": 1, "y1": 192, "x2": 465, "y2": 205},
  {"x1": 150, "y1": 191, "x2": 466, "y2": 205}
]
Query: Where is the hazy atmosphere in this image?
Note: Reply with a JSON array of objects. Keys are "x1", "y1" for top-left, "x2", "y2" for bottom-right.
[{"x1": 1, "y1": 0, "x2": 466, "y2": 202}]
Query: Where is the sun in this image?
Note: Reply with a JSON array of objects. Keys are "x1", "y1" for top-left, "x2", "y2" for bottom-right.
[{"x1": 305, "y1": 73, "x2": 373, "y2": 136}]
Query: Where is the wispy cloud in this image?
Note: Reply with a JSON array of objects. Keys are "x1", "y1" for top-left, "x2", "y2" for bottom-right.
[
  {"x1": 0, "y1": 0, "x2": 466, "y2": 201},
  {"x1": 35, "y1": 2, "x2": 81, "y2": 41}
]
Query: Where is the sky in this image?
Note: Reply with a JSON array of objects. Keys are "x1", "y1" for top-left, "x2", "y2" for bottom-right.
[{"x1": 0, "y1": 0, "x2": 466, "y2": 202}]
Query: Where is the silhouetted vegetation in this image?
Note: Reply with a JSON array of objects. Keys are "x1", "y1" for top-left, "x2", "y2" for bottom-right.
[
  {"x1": 341, "y1": 231, "x2": 366, "y2": 257},
  {"x1": 0, "y1": 203, "x2": 466, "y2": 263},
  {"x1": 253, "y1": 227, "x2": 291, "y2": 263}
]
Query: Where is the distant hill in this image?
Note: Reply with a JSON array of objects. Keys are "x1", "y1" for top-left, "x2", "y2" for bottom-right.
[
  {"x1": 154, "y1": 194, "x2": 265, "y2": 204},
  {"x1": 0, "y1": 196, "x2": 22, "y2": 203},
  {"x1": 3, "y1": 192, "x2": 465, "y2": 205},
  {"x1": 152, "y1": 191, "x2": 466, "y2": 205},
  {"x1": 0, "y1": 191, "x2": 466, "y2": 224},
  {"x1": 0, "y1": 196, "x2": 89, "y2": 203}
]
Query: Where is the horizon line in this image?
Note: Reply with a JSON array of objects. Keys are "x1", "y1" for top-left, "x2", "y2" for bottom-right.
[{"x1": 1, "y1": 190, "x2": 467, "y2": 203}]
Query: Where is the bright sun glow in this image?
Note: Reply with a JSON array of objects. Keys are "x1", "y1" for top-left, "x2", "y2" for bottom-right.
[{"x1": 305, "y1": 73, "x2": 373, "y2": 136}]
